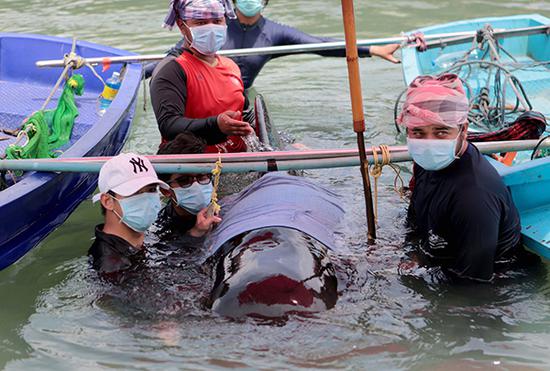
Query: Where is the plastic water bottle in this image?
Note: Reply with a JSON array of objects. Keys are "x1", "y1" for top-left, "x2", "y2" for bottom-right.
[
  {"x1": 98, "y1": 71, "x2": 121, "y2": 116},
  {"x1": 432, "y1": 49, "x2": 480, "y2": 69}
]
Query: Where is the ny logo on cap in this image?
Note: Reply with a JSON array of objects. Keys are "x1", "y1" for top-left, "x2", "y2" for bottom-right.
[{"x1": 129, "y1": 157, "x2": 148, "y2": 173}]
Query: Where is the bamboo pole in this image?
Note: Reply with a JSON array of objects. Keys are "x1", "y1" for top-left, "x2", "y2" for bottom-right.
[{"x1": 341, "y1": 0, "x2": 377, "y2": 243}]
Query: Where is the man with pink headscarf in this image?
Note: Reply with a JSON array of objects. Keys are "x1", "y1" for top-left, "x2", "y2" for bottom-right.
[{"x1": 398, "y1": 74, "x2": 533, "y2": 283}]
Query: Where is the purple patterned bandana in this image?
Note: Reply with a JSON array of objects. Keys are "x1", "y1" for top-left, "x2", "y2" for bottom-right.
[{"x1": 163, "y1": 0, "x2": 236, "y2": 30}]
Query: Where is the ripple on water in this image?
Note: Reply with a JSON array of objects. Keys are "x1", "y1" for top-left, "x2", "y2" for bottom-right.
[{"x1": 3, "y1": 0, "x2": 550, "y2": 369}]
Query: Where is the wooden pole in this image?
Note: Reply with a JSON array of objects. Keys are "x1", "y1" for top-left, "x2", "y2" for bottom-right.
[{"x1": 341, "y1": 0, "x2": 377, "y2": 243}]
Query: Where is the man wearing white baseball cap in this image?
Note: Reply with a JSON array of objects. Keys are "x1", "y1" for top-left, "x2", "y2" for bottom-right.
[{"x1": 89, "y1": 153, "x2": 169, "y2": 276}]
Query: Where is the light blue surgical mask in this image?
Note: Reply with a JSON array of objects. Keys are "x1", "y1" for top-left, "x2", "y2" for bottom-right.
[
  {"x1": 407, "y1": 137, "x2": 460, "y2": 171},
  {"x1": 236, "y1": 0, "x2": 264, "y2": 17},
  {"x1": 114, "y1": 192, "x2": 161, "y2": 232},
  {"x1": 189, "y1": 24, "x2": 227, "y2": 56},
  {"x1": 173, "y1": 182, "x2": 213, "y2": 215}
]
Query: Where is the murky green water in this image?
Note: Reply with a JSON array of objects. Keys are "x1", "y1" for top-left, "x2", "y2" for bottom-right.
[{"x1": 2, "y1": 0, "x2": 550, "y2": 369}]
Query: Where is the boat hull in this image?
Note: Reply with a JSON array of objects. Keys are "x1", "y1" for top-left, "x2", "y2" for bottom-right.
[
  {"x1": 491, "y1": 156, "x2": 550, "y2": 259},
  {"x1": 0, "y1": 34, "x2": 142, "y2": 270}
]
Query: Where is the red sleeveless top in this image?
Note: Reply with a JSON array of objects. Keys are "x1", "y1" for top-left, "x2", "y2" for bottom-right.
[{"x1": 175, "y1": 52, "x2": 247, "y2": 153}]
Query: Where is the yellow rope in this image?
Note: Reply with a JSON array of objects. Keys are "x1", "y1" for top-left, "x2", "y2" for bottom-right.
[
  {"x1": 207, "y1": 153, "x2": 223, "y2": 217},
  {"x1": 368, "y1": 144, "x2": 406, "y2": 224}
]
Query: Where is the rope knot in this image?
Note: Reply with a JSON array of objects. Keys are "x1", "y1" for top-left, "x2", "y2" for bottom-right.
[
  {"x1": 403, "y1": 32, "x2": 427, "y2": 52},
  {"x1": 63, "y1": 52, "x2": 85, "y2": 69},
  {"x1": 369, "y1": 145, "x2": 392, "y2": 179}
]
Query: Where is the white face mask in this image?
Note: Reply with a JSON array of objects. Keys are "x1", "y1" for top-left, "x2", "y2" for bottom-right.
[
  {"x1": 111, "y1": 192, "x2": 161, "y2": 232},
  {"x1": 407, "y1": 132, "x2": 462, "y2": 171},
  {"x1": 187, "y1": 23, "x2": 228, "y2": 56},
  {"x1": 173, "y1": 182, "x2": 213, "y2": 215}
]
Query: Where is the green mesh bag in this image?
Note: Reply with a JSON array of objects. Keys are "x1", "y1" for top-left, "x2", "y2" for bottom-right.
[{"x1": 5, "y1": 74, "x2": 85, "y2": 160}]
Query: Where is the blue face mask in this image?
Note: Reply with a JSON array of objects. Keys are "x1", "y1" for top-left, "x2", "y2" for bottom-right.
[
  {"x1": 236, "y1": 0, "x2": 264, "y2": 17},
  {"x1": 173, "y1": 182, "x2": 213, "y2": 215},
  {"x1": 407, "y1": 137, "x2": 460, "y2": 171},
  {"x1": 115, "y1": 192, "x2": 161, "y2": 232},
  {"x1": 189, "y1": 24, "x2": 227, "y2": 56}
]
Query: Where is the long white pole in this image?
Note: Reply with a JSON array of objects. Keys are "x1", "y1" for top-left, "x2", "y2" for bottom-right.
[
  {"x1": 36, "y1": 26, "x2": 550, "y2": 68},
  {"x1": 1, "y1": 140, "x2": 548, "y2": 173}
]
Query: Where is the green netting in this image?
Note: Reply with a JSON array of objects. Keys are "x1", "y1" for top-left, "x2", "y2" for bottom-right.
[
  {"x1": 5, "y1": 110, "x2": 51, "y2": 159},
  {"x1": 5, "y1": 74, "x2": 85, "y2": 160}
]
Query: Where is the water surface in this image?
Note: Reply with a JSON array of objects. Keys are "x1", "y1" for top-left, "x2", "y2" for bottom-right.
[{"x1": 1, "y1": 0, "x2": 550, "y2": 369}]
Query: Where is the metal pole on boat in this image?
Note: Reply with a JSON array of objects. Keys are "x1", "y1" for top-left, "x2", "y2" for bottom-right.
[
  {"x1": 35, "y1": 31, "x2": 482, "y2": 68},
  {"x1": 39, "y1": 25, "x2": 550, "y2": 68},
  {"x1": 341, "y1": 0, "x2": 377, "y2": 243},
  {"x1": 1, "y1": 140, "x2": 549, "y2": 173}
]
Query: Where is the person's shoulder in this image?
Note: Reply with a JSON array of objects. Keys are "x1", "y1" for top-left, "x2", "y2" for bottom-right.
[
  {"x1": 219, "y1": 54, "x2": 238, "y2": 67},
  {"x1": 150, "y1": 56, "x2": 185, "y2": 82},
  {"x1": 156, "y1": 55, "x2": 180, "y2": 71},
  {"x1": 263, "y1": 16, "x2": 294, "y2": 30},
  {"x1": 464, "y1": 144, "x2": 509, "y2": 191},
  {"x1": 219, "y1": 56, "x2": 242, "y2": 75},
  {"x1": 88, "y1": 224, "x2": 107, "y2": 255},
  {"x1": 88, "y1": 225, "x2": 124, "y2": 272}
]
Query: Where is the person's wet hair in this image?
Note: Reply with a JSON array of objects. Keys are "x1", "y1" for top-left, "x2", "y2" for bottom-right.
[{"x1": 156, "y1": 133, "x2": 206, "y2": 182}]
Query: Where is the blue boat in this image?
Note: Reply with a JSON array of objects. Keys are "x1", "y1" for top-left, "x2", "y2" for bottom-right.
[
  {"x1": 0, "y1": 34, "x2": 142, "y2": 270},
  {"x1": 401, "y1": 14, "x2": 550, "y2": 133},
  {"x1": 487, "y1": 155, "x2": 550, "y2": 258}
]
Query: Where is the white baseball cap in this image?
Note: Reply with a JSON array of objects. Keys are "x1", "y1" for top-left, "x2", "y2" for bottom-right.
[{"x1": 92, "y1": 153, "x2": 169, "y2": 203}]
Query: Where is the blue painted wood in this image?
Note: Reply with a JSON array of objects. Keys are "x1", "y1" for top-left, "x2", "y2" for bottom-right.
[
  {"x1": 495, "y1": 156, "x2": 550, "y2": 258},
  {"x1": 0, "y1": 34, "x2": 142, "y2": 270}
]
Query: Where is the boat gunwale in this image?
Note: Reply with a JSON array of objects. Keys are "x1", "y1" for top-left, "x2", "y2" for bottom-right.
[
  {"x1": 0, "y1": 33, "x2": 143, "y2": 207},
  {"x1": 400, "y1": 13, "x2": 550, "y2": 86}
]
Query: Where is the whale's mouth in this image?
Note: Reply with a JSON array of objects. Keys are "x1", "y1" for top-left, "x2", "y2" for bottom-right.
[{"x1": 238, "y1": 274, "x2": 314, "y2": 307}]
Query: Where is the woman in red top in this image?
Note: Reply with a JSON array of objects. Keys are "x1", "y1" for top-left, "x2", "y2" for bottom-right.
[{"x1": 150, "y1": 0, "x2": 253, "y2": 153}]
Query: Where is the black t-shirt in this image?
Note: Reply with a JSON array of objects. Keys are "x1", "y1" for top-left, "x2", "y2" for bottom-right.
[
  {"x1": 152, "y1": 203, "x2": 197, "y2": 241},
  {"x1": 408, "y1": 143, "x2": 522, "y2": 282},
  {"x1": 88, "y1": 224, "x2": 146, "y2": 281},
  {"x1": 88, "y1": 219, "x2": 204, "y2": 284}
]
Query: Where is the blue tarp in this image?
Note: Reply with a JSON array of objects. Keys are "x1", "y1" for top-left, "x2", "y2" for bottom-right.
[{"x1": 205, "y1": 173, "x2": 345, "y2": 258}]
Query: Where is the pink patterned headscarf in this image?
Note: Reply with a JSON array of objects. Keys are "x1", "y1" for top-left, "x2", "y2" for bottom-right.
[
  {"x1": 397, "y1": 74, "x2": 470, "y2": 128},
  {"x1": 163, "y1": 0, "x2": 236, "y2": 30}
]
